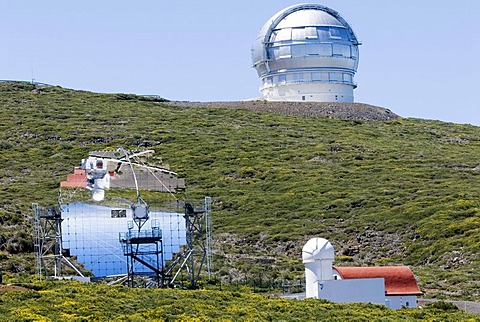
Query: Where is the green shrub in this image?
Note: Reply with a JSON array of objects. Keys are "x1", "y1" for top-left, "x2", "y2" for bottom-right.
[{"x1": 425, "y1": 301, "x2": 459, "y2": 311}]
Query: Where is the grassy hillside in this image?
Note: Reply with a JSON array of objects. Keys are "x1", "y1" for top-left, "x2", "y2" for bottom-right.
[
  {"x1": 1, "y1": 82, "x2": 480, "y2": 303},
  {"x1": 0, "y1": 282, "x2": 476, "y2": 321}
]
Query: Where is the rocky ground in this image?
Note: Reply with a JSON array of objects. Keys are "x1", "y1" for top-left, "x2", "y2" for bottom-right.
[{"x1": 166, "y1": 101, "x2": 399, "y2": 122}]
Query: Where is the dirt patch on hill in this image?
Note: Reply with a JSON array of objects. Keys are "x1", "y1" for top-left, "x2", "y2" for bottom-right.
[
  {"x1": 166, "y1": 101, "x2": 399, "y2": 122},
  {"x1": 0, "y1": 285, "x2": 31, "y2": 292}
]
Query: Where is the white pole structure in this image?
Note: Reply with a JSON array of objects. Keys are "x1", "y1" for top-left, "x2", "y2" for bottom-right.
[{"x1": 302, "y1": 238, "x2": 334, "y2": 298}]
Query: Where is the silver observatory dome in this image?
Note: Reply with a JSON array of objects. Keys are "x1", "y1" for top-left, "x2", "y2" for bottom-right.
[{"x1": 252, "y1": 4, "x2": 360, "y2": 102}]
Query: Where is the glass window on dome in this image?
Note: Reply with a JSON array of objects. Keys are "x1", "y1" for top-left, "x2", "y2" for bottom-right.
[
  {"x1": 277, "y1": 74, "x2": 286, "y2": 84},
  {"x1": 317, "y1": 27, "x2": 330, "y2": 41},
  {"x1": 305, "y1": 27, "x2": 318, "y2": 39},
  {"x1": 312, "y1": 72, "x2": 327, "y2": 82},
  {"x1": 351, "y1": 47, "x2": 358, "y2": 59},
  {"x1": 279, "y1": 45, "x2": 291, "y2": 58},
  {"x1": 329, "y1": 72, "x2": 340, "y2": 82},
  {"x1": 329, "y1": 27, "x2": 349, "y2": 40},
  {"x1": 292, "y1": 73, "x2": 303, "y2": 82},
  {"x1": 292, "y1": 28, "x2": 305, "y2": 40},
  {"x1": 332, "y1": 44, "x2": 351, "y2": 57},
  {"x1": 306, "y1": 44, "x2": 319, "y2": 56},
  {"x1": 343, "y1": 74, "x2": 353, "y2": 83},
  {"x1": 291, "y1": 44, "x2": 306, "y2": 57},
  {"x1": 270, "y1": 47, "x2": 280, "y2": 59},
  {"x1": 273, "y1": 28, "x2": 292, "y2": 42},
  {"x1": 319, "y1": 44, "x2": 332, "y2": 56}
]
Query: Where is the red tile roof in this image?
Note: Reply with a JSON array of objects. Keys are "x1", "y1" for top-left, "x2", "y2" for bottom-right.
[
  {"x1": 333, "y1": 266, "x2": 422, "y2": 296},
  {"x1": 60, "y1": 168, "x2": 87, "y2": 188}
]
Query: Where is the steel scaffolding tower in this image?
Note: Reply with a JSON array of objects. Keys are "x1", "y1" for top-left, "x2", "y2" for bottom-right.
[
  {"x1": 167, "y1": 196, "x2": 213, "y2": 288},
  {"x1": 119, "y1": 219, "x2": 165, "y2": 287},
  {"x1": 204, "y1": 196, "x2": 213, "y2": 279},
  {"x1": 32, "y1": 203, "x2": 84, "y2": 280}
]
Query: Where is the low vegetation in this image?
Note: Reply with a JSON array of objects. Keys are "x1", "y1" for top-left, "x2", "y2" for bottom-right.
[
  {"x1": 0, "y1": 282, "x2": 477, "y2": 321},
  {"x1": 1, "y1": 82, "x2": 480, "y2": 319}
]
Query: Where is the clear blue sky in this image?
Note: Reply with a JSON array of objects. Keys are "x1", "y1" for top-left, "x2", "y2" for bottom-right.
[{"x1": 1, "y1": 1, "x2": 479, "y2": 125}]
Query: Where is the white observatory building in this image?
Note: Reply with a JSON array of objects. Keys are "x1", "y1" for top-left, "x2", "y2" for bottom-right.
[
  {"x1": 252, "y1": 4, "x2": 360, "y2": 102},
  {"x1": 302, "y1": 238, "x2": 423, "y2": 309}
]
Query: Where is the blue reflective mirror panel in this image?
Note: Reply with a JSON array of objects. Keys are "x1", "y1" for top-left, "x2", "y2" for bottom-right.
[{"x1": 61, "y1": 203, "x2": 186, "y2": 277}]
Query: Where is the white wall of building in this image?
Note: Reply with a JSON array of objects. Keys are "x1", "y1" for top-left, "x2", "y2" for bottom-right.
[
  {"x1": 385, "y1": 295, "x2": 418, "y2": 309},
  {"x1": 261, "y1": 82, "x2": 354, "y2": 102},
  {"x1": 316, "y1": 278, "x2": 385, "y2": 305}
]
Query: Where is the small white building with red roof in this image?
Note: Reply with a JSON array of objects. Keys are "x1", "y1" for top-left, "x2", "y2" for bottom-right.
[
  {"x1": 302, "y1": 238, "x2": 422, "y2": 309},
  {"x1": 333, "y1": 266, "x2": 423, "y2": 309}
]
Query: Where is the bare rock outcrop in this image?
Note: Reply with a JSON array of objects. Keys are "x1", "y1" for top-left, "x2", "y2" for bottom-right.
[{"x1": 166, "y1": 101, "x2": 399, "y2": 122}]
